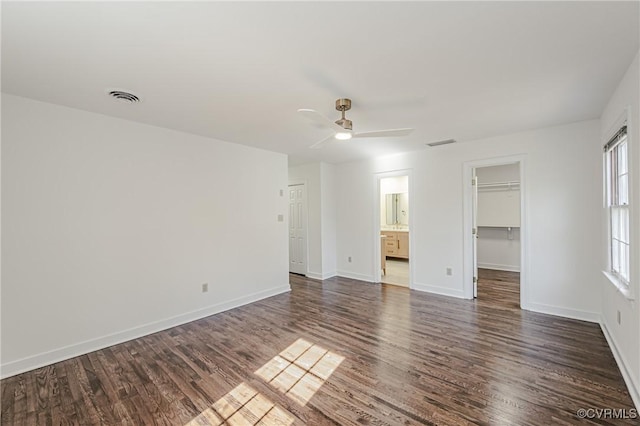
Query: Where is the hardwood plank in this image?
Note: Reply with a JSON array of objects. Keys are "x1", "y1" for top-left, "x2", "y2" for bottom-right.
[{"x1": 1, "y1": 271, "x2": 635, "y2": 425}]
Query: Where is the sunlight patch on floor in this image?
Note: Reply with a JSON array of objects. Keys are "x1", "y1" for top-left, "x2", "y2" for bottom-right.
[
  {"x1": 255, "y1": 338, "x2": 344, "y2": 406},
  {"x1": 185, "y1": 382, "x2": 294, "y2": 426},
  {"x1": 186, "y1": 338, "x2": 343, "y2": 425}
]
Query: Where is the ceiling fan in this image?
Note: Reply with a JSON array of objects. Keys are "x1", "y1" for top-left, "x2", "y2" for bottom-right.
[{"x1": 298, "y1": 98, "x2": 415, "y2": 149}]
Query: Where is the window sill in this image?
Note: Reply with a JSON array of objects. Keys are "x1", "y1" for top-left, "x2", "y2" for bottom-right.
[{"x1": 602, "y1": 271, "x2": 634, "y2": 301}]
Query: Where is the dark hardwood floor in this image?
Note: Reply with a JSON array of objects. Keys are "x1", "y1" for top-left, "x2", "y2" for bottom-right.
[
  {"x1": 477, "y1": 268, "x2": 521, "y2": 310},
  {"x1": 1, "y1": 271, "x2": 635, "y2": 425}
]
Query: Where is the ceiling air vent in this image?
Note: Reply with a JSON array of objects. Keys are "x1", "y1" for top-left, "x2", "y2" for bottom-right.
[
  {"x1": 426, "y1": 138, "x2": 456, "y2": 147},
  {"x1": 107, "y1": 90, "x2": 140, "y2": 104}
]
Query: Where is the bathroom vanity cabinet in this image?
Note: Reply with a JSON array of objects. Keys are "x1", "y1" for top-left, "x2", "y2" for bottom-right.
[{"x1": 381, "y1": 230, "x2": 409, "y2": 259}]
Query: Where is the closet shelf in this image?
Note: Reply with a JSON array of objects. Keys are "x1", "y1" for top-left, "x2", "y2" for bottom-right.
[{"x1": 477, "y1": 181, "x2": 520, "y2": 189}]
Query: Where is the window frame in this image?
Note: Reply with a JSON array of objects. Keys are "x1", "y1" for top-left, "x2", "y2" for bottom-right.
[{"x1": 603, "y1": 120, "x2": 632, "y2": 298}]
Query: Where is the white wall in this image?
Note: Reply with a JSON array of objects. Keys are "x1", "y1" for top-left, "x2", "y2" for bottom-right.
[
  {"x1": 380, "y1": 175, "x2": 408, "y2": 195},
  {"x1": 476, "y1": 164, "x2": 520, "y2": 272},
  {"x1": 476, "y1": 164, "x2": 521, "y2": 228},
  {"x1": 599, "y1": 51, "x2": 640, "y2": 408},
  {"x1": 476, "y1": 163, "x2": 519, "y2": 183},
  {"x1": 320, "y1": 163, "x2": 337, "y2": 277},
  {"x1": 288, "y1": 162, "x2": 337, "y2": 280},
  {"x1": 0, "y1": 92, "x2": 3, "y2": 367},
  {"x1": 477, "y1": 227, "x2": 520, "y2": 272},
  {"x1": 336, "y1": 120, "x2": 602, "y2": 321},
  {"x1": 1, "y1": 94, "x2": 290, "y2": 378}
]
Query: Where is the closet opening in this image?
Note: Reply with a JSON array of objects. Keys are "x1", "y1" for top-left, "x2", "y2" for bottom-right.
[{"x1": 471, "y1": 162, "x2": 522, "y2": 309}]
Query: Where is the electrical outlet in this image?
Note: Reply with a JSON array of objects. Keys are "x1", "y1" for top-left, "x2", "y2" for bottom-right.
[
  {"x1": 202, "y1": 283, "x2": 209, "y2": 293},
  {"x1": 279, "y1": 189, "x2": 284, "y2": 196},
  {"x1": 617, "y1": 310, "x2": 621, "y2": 325},
  {"x1": 348, "y1": 256, "x2": 352, "y2": 263},
  {"x1": 277, "y1": 214, "x2": 284, "y2": 222},
  {"x1": 446, "y1": 267, "x2": 452, "y2": 276}
]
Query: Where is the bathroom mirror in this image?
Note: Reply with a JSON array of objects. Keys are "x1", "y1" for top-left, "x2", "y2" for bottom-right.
[{"x1": 385, "y1": 193, "x2": 409, "y2": 225}]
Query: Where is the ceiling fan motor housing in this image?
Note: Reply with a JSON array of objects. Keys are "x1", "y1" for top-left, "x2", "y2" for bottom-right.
[
  {"x1": 335, "y1": 98, "x2": 353, "y2": 130},
  {"x1": 335, "y1": 118, "x2": 353, "y2": 130},
  {"x1": 335, "y1": 98, "x2": 352, "y2": 111}
]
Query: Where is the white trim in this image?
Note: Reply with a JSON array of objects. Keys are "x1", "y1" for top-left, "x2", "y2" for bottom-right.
[
  {"x1": 412, "y1": 282, "x2": 465, "y2": 299},
  {"x1": 524, "y1": 302, "x2": 600, "y2": 323},
  {"x1": 463, "y1": 155, "x2": 527, "y2": 305},
  {"x1": 306, "y1": 271, "x2": 337, "y2": 280},
  {"x1": 373, "y1": 169, "x2": 414, "y2": 288},
  {"x1": 477, "y1": 263, "x2": 520, "y2": 273},
  {"x1": 337, "y1": 271, "x2": 375, "y2": 283},
  {"x1": 0, "y1": 285, "x2": 291, "y2": 379},
  {"x1": 602, "y1": 270, "x2": 634, "y2": 300},
  {"x1": 600, "y1": 319, "x2": 640, "y2": 410}
]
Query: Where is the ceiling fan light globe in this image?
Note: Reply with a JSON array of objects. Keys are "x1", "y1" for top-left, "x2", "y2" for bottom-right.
[{"x1": 335, "y1": 132, "x2": 352, "y2": 140}]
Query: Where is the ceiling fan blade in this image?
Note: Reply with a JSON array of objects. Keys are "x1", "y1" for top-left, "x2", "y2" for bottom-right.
[
  {"x1": 309, "y1": 134, "x2": 335, "y2": 150},
  {"x1": 298, "y1": 109, "x2": 344, "y2": 132},
  {"x1": 352, "y1": 128, "x2": 415, "y2": 138}
]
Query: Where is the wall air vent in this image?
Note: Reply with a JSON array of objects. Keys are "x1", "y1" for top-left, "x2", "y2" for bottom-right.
[
  {"x1": 107, "y1": 90, "x2": 140, "y2": 104},
  {"x1": 426, "y1": 138, "x2": 456, "y2": 147}
]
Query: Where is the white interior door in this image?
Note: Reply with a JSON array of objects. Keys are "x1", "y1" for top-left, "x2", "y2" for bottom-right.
[
  {"x1": 472, "y1": 174, "x2": 479, "y2": 298},
  {"x1": 288, "y1": 184, "x2": 307, "y2": 275}
]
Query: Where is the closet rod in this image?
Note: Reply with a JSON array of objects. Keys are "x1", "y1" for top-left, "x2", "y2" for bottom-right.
[{"x1": 477, "y1": 180, "x2": 520, "y2": 188}]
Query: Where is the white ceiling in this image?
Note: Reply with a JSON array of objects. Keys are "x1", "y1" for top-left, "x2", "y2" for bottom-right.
[{"x1": 3, "y1": 2, "x2": 638, "y2": 165}]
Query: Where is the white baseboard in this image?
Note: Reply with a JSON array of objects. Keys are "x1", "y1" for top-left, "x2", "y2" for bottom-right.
[
  {"x1": 478, "y1": 262, "x2": 520, "y2": 272},
  {"x1": 0, "y1": 285, "x2": 291, "y2": 379},
  {"x1": 600, "y1": 319, "x2": 640, "y2": 410},
  {"x1": 306, "y1": 271, "x2": 337, "y2": 280},
  {"x1": 412, "y1": 282, "x2": 465, "y2": 299},
  {"x1": 524, "y1": 302, "x2": 600, "y2": 323},
  {"x1": 336, "y1": 271, "x2": 375, "y2": 283},
  {"x1": 305, "y1": 271, "x2": 323, "y2": 280}
]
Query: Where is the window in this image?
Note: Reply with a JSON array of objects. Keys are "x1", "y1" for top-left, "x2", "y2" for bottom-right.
[{"x1": 605, "y1": 125, "x2": 629, "y2": 287}]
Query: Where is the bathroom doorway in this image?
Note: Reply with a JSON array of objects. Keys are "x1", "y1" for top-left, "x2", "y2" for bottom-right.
[{"x1": 378, "y1": 175, "x2": 410, "y2": 287}]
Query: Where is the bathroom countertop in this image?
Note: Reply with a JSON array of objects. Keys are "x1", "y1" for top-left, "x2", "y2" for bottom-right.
[{"x1": 381, "y1": 228, "x2": 409, "y2": 232}]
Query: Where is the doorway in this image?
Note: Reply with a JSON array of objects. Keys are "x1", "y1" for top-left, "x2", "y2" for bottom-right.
[
  {"x1": 464, "y1": 155, "x2": 526, "y2": 307},
  {"x1": 473, "y1": 164, "x2": 521, "y2": 308},
  {"x1": 288, "y1": 183, "x2": 307, "y2": 275},
  {"x1": 378, "y1": 175, "x2": 410, "y2": 287}
]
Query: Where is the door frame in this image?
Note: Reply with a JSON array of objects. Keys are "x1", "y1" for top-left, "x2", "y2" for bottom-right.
[
  {"x1": 472, "y1": 173, "x2": 478, "y2": 298},
  {"x1": 288, "y1": 180, "x2": 309, "y2": 276},
  {"x1": 462, "y1": 155, "x2": 528, "y2": 307},
  {"x1": 373, "y1": 169, "x2": 414, "y2": 287}
]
